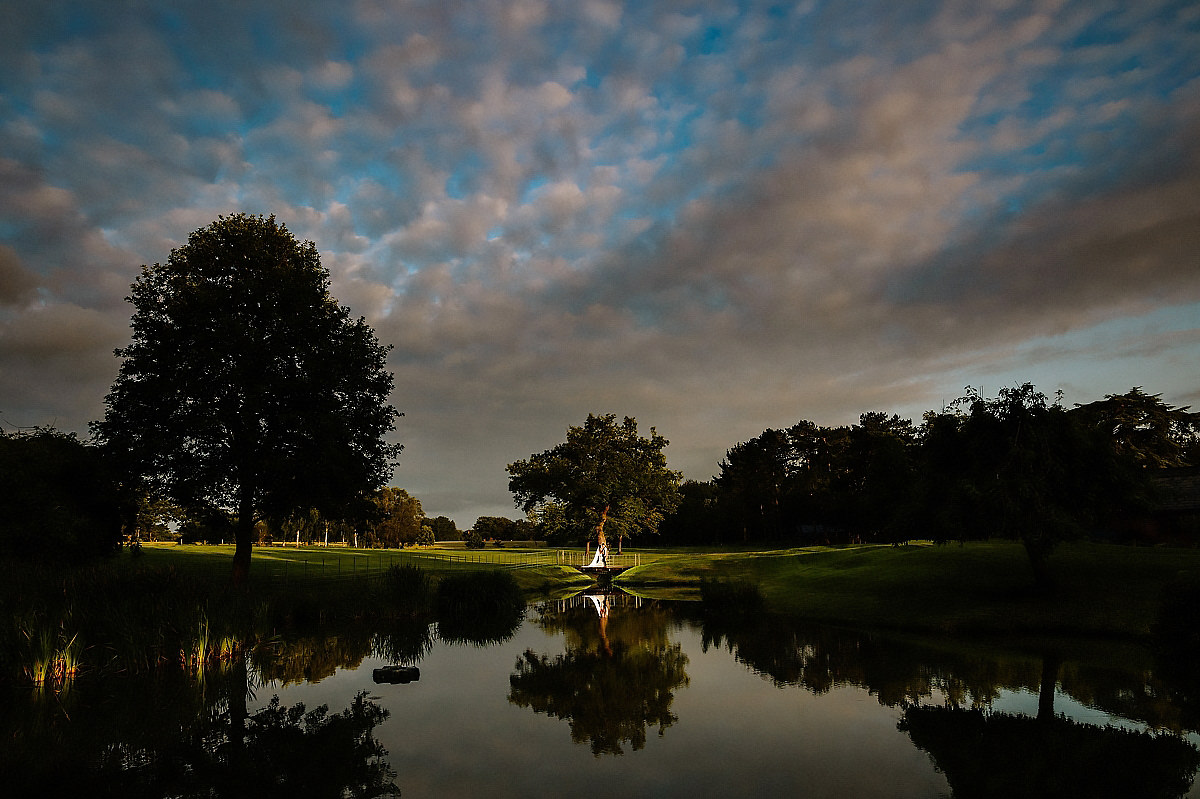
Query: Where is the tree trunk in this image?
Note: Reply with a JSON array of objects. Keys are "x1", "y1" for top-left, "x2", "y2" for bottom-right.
[
  {"x1": 231, "y1": 485, "x2": 255, "y2": 586},
  {"x1": 1037, "y1": 652, "x2": 1061, "y2": 722},
  {"x1": 1025, "y1": 536, "x2": 1055, "y2": 593},
  {"x1": 595, "y1": 505, "x2": 610, "y2": 552},
  {"x1": 224, "y1": 653, "x2": 249, "y2": 787}
]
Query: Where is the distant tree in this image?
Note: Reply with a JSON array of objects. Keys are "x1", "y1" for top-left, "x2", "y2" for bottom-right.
[
  {"x1": 1072, "y1": 387, "x2": 1200, "y2": 468},
  {"x1": 0, "y1": 428, "x2": 124, "y2": 560},
  {"x1": 472, "y1": 516, "x2": 518, "y2": 541},
  {"x1": 507, "y1": 414, "x2": 682, "y2": 554},
  {"x1": 281, "y1": 507, "x2": 324, "y2": 545},
  {"x1": 416, "y1": 524, "x2": 435, "y2": 546},
  {"x1": 463, "y1": 528, "x2": 485, "y2": 550},
  {"x1": 128, "y1": 489, "x2": 183, "y2": 542},
  {"x1": 177, "y1": 508, "x2": 235, "y2": 545},
  {"x1": 368, "y1": 488, "x2": 423, "y2": 548},
  {"x1": 786, "y1": 420, "x2": 852, "y2": 535},
  {"x1": 715, "y1": 429, "x2": 797, "y2": 541},
  {"x1": 658, "y1": 480, "x2": 728, "y2": 545},
  {"x1": 92, "y1": 214, "x2": 400, "y2": 583},
  {"x1": 713, "y1": 421, "x2": 859, "y2": 543},
  {"x1": 426, "y1": 515, "x2": 460, "y2": 541},
  {"x1": 835, "y1": 413, "x2": 917, "y2": 541},
  {"x1": 513, "y1": 518, "x2": 540, "y2": 541},
  {"x1": 527, "y1": 501, "x2": 574, "y2": 543}
]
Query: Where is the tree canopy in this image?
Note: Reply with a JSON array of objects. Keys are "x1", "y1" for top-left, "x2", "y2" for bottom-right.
[
  {"x1": 366, "y1": 487, "x2": 423, "y2": 548},
  {"x1": 1073, "y1": 387, "x2": 1200, "y2": 468},
  {"x1": 92, "y1": 214, "x2": 400, "y2": 582},
  {"x1": 0, "y1": 427, "x2": 124, "y2": 560},
  {"x1": 507, "y1": 414, "x2": 681, "y2": 552},
  {"x1": 917, "y1": 384, "x2": 1132, "y2": 585}
]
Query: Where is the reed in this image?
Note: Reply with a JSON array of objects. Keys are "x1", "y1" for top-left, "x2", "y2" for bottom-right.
[{"x1": 23, "y1": 622, "x2": 82, "y2": 687}]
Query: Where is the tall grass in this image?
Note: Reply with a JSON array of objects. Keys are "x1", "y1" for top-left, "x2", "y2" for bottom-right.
[{"x1": 22, "y1": 622, "x2": 81, "y2": 687}]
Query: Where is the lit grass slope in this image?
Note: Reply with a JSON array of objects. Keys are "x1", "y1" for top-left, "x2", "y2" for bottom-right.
[{"x1": 618, "y1": 540, "x2": 1200, "y2": 638}]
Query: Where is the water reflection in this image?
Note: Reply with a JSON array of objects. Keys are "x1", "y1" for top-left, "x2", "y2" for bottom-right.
[
  {"x1": 505, "y1": 587, "x2": 1200, "y2": 796},
  {"x1": 2, "y1": 656, "x2": 398, "y2": 796},
  {"x1": 901, "y1": 704, "x2": 1200, "y2": 799},
  {"x1": 687, "y1": 594, "x2": 1200, "y2": 797},
  {"x1": 4, "y1": 588, "x2": 1200, "y2": 797},
  {"x1": 509, "y1": 592, "x2": 689, "y2": 755}
]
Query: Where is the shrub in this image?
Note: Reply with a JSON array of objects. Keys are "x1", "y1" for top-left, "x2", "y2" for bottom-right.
[
  {"x1": 0, "y1": 428, "x2": 124, "y2": 561},
  {"x1": 384, "y1": 564, "x2": 432, "y2": 614},
  {"x1": 435, "y1": 570, "x2": 525, "y2": 645}
]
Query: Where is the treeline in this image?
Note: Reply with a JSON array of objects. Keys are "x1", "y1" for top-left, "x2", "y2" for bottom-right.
[
  {"x1": 0, "y1": 426, "x2": 548, "y2": 558},
  {"x1": 166, "y1": 487, "x2": 465, "y2": 549},
  {"x1": 658, "y1": 385, "x2": 1199, "y2": 566},
  {"x1": 0, "y1": 429, "x2": 464, "y2": 558}
]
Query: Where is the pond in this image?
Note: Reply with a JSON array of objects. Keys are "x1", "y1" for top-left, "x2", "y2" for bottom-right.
[{"x1": 5, "y1": 590, "x2": 1200, "y2": 797}]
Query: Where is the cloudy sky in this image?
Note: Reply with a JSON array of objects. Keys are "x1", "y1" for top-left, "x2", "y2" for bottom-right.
[{"x1": 3, "y1": 0, "x2": 1199, "y2": 526}]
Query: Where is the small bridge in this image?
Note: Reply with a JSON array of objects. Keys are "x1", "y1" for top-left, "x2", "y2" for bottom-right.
[
  {"x1": 568, "y1": 550, "x2": 641, "y2": 581},
  {"x1": 575, "y1": 564, "x2": 631, "y2": 580}
]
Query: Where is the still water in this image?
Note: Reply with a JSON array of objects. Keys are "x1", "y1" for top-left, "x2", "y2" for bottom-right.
[{"x1": 6, "y1": 591, "x2": 1200, "y2": 797}]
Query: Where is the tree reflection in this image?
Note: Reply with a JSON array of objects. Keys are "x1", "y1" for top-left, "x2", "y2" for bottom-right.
[
  {"x1": 900, "y1": 705, "x2": 1200, "y2": 798},
  {"x1": 900, "y1": 648, "x2": 1200, "y2": 798},
  {"x1": 252, "y1": 632, "x2": 375, "y2": 685},
  {"x1": 2, "y1": 655, "x2": 399, "y2": 796},
  {"x1": 508, "y1": 592, "x2": 689, "y2": 755},
  {"x1": 692, "y1": 603, "x2": 1042, "y2": 709},
  {"x1": 691, "y1": 593, "x2": 1200, "y2": 797}
]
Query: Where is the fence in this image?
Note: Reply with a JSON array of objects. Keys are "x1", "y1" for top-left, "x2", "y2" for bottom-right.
[{"x1": 255, "y1": 548, "x2": 643, "y2": 586}]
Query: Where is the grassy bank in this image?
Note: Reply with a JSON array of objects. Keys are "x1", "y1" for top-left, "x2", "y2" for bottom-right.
[
  {"x1": 6, "y1": 539, "x2": 1196, "y2": 686},
  {"x1": 618, "y1": 540, "x2": 1200, "y2": 638},
  {"x1": 0, "y1": 544, "x2": 593, "y2": 686},
  {"x1": 126, "y1": 542, "x2": 597, "y2": 594}
]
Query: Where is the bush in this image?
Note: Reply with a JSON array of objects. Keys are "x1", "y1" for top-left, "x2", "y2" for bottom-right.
[
  {"x1": 463, "y1": 529, "x2": 484, "y2": 549},
  {"x1": 384, "y1": 565, "x2": 432, "y2": 614},
  {"x1": 0, "y1": 428, "x2": 124, "y2": 561},
  {"x1": 435, "y1": 570, "x2": 525, "y2": 645}
]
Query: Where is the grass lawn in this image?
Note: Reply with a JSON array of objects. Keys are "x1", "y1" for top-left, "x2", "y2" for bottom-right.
[
  {"x1": 131, "y1": 539, "x2": 1200, "y2": 639},
  {"x1": 134, "y1": 542, "x2": 597, "y2": 595},
  {"x1": 617, "y1": 540, "x2": 1200, "y2": 639}
]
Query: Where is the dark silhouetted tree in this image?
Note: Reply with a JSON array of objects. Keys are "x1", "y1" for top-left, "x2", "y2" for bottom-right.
[
  {"x1": 919, "y1": 384, "x2": 1129, "y2": 587},
  {"x1": 1073, "y1": 387, "x2": 1200, "y2": 468},
  {"x1": 92, "y1": 214, "x2": 400, "y2": 583}
]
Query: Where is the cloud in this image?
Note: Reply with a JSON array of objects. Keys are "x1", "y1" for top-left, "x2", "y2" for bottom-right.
[
  {"x1": 1, "y1": 0, "x2": 1198, "y2": 524},
  {"x1": 0, "y1": 245, "x2": 40, "y2": 308},
  {"x1": 0, "y1": 303, "x2": 127, "y2": 428}
]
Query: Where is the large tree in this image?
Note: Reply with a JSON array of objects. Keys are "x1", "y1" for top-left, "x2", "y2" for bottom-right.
[
  {"x1": 93, "y1": 214, "x2": 400, "y2": 582},
  {"x1": 507, "y1": 414, "x2": 681, "y2": 554},
  {"x1": 920, "y1": 384, "x2": 1130, "y2": 587}
]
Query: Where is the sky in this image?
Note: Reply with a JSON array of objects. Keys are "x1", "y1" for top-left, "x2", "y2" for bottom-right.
[{"x1": 2, "y1": 0, "x2": 1199, "y2": 527}]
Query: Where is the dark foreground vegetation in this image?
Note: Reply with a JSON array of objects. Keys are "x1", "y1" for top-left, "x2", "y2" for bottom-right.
[
  {"x1": 0, "y1": 554, "x2": 530, "y2": 688},
  {"x1": 8, "y1": 535, "x2": 1200, "y2": 691}
]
